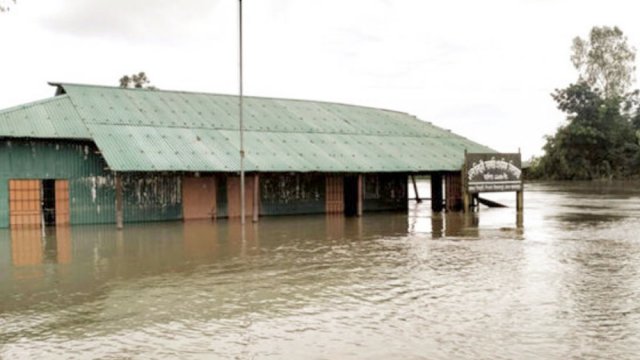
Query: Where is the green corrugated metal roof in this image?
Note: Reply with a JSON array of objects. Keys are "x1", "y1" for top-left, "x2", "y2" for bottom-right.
[
  {"x1": 0, "y1": 95, "x2": 90, "y2": 139},
  {"x1": 0, "y1": 82, "x2": 493, "y2": 172}
]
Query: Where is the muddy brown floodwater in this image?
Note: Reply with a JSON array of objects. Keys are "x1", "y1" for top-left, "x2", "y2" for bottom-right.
[{"x1": 1, "y1": 181, "x2": 640, "y2": 359}]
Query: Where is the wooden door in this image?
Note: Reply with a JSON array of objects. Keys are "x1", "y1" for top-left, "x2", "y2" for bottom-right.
[
  {"x1": 182, "y1": 176, "x2": 217, "y2": 220},
  {"x1": 325, "y1": 175, "x2": 344, "y2": 214},
  {"x1": 226, "y1": 175, "x2": 254, "y2": 218},
  {"x1": 55, "y1": 180, "x2": 70, "y2": 226},
  {"x1": 9, "y1": 180, "x2": 42, "y2": 228}
]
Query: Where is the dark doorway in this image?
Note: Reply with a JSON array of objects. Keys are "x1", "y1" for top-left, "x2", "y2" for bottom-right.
[
  {"x1": 344, "y1": 175, "x2": 358, "y2": 217},
  {"x1": 42, "y1": 179, "x2": 56, "y2": 226}
]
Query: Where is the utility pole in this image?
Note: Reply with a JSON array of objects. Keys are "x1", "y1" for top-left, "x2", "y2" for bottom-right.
[{"x1": 238, "y1": 0, "x2": 245, "y2": 225}]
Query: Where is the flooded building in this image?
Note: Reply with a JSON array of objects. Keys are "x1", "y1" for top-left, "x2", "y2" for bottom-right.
[{"x1": 0, "y1": 83, "x2": 492, "y2": 228}]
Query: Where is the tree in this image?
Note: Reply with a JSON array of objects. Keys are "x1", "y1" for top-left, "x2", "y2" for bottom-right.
[
  {"x1": 119, "y1": 72, "x2": 157, "y2": 90},
  {"x1": 538, "y1": 83, "x2": 638, "y2": 179},
  {"x1": 571, "y1": 26, "x2": 636, "y2": 98},
  {"x1": 0, "y1": 0, "x2": 16, "y2": 12},
  {"x1": 534, "y1": 26, "x2": 640, "y2": 180}
]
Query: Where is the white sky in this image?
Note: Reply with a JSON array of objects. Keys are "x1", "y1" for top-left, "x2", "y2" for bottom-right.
[{"x1": 1, "y1": 0, "x2": 640, "y2": 159}]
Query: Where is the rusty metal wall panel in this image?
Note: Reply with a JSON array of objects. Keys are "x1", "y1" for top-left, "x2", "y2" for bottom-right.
[
  {"x1": 182, "y1": 176, "x2": 216, "y2": 220},
  {"x1": 9, "y1": 180, "x2": 42, "y2": 228},
  {"x1": 121, "y1": 173, "x2": 182, "y2": 223},
  {"x1": 226, "y1": 175, "x2": 254, "y2": 218},
  {"x1": 55, "y1": 180, "x2": 70, "y2": 226},
  {"x1": 259, "y1": 173, "x2": 325, "y2": 216},
  {"x1": 325, "y1": 175, "x2": 344, "y2": 214},
  {"x1": 363, "y1": 174, "x2": 408, "y2": 212},
  {"x1": 445, "y1": 173, "x2": 463, "y2": 211}
]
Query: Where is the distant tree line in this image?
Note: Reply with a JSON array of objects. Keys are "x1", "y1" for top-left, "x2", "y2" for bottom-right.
[{"x1": 528, "y1": 26, "x2": 640, "y2": 180}]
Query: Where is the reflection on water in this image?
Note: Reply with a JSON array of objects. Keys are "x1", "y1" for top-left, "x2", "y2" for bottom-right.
[
  {"x1": 1, "y1": 181, "x2": 640, "y2": 359},
  {"x1": 11, "y1": 227, "x2": 43, "y2": 267}
]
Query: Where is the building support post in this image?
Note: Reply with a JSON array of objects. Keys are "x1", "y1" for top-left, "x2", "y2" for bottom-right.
[
  {"x1": 252, "y1": 173, "x2": 259, "y2": 223},
  {"x1": 431, "y1": 173, "x2": 443, "y2": 212},
  {"x1": 462, "y1": 160, "x2": 471, "y2": 213},
  {"x1": 115, "y1": 172, "x2": 123, "y2": 230},
  {"x1": 357, "y1": 174, "x2": 363, "y2": 217},
  {"x1": 516, "y1": 190, "x2": 523, "y2": 212},
  {"x1": 238, "y1": 0, "x2": 246, "y2": 225},
  {"x1": 461, "y1": 150, "x2": 470, "y2": 212},
  {"x1": 462, "y1": 189, "x2": 470, "y2": 213},
  {"x1": 411, "y1": 175, "x2": 422, "y2": 203},
  {"x1": 516, "y1": 190, "x2": 524, "y2": 227}
]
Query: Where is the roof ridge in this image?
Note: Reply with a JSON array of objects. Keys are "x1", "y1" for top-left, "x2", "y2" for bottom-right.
[{"x1": 50, "y1": 82, "x2": 413, "y2": 117}]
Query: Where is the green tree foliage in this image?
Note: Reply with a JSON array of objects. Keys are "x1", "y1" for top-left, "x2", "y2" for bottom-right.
[
  {"x1": 118, "y1": 72, "x2": 157, "y2": 90},
  {"x1": 571, "y1": 26, "x2": 636, "y2": 98},
  {"x1": 538, "y1": 83, "x2": 639, "y2": 179},
  {"x1": 534, "y1": 26, "x2": 640, "y2": 180}
]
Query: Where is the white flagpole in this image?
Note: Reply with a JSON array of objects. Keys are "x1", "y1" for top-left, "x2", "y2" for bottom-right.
[{"x1": 239, "y1": 0, "x2": 245, "y2": 225}]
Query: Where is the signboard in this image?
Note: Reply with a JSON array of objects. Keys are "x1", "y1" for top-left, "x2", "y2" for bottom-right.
[{"x1": 465, "y1": 153, "x2": 522, "y2": 193}]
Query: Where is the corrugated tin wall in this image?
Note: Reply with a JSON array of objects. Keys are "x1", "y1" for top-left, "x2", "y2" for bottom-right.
[
  {"x1": 121, "y1": 173, "x2": 182, "y2": 223},
  {"x1": 1, "y1": 139, "x2": 412, "y2": 228},
  {"x1": 0, "y1": 140, "x2": 112, "y2": 228},
  {"x1": 363, "y1": 174, "x2": 409, "y2": 212},
  {"x1": 0, "y1": 140, "x2": 184, "y2": 228},
  {"x1": 260, "y1": 173, "x2": 325, "y2": 215}
]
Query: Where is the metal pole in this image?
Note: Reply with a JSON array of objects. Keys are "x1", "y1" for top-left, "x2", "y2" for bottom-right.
[
  {"x1": 239, "y1": 0, "x2": 245, "y2": 225},
  {"x1": 115, "y1": 172, "x2": 123, "y2": 230}
]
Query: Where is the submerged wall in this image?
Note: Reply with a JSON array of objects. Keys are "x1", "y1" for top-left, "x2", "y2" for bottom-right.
[
  {"x1": 0, "y1": 140, "x2": 182, "y2": 228},
  {"x1": 259, "y1": 173, "x2": 407, "y2": 215},
  {"x1": 260, "y1": 173, "x2": 325, "y2": 215},
  {"x1": 363, "y1": 174, "x2": 408, "y2": 212},
  {"x1": 1, "y1": 139, "x2": 409, "y2": 228},
  {"x1": 0, "y1": 140, "x2": 113, "y2": 228},
  {"x1": 121, "y1": 173, "x2": 182, "y2": 223}
]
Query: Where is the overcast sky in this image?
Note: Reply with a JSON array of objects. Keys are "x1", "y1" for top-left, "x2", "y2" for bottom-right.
[{"x1": 1, "y1": 0, "x2": 640, "y2": 159}]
